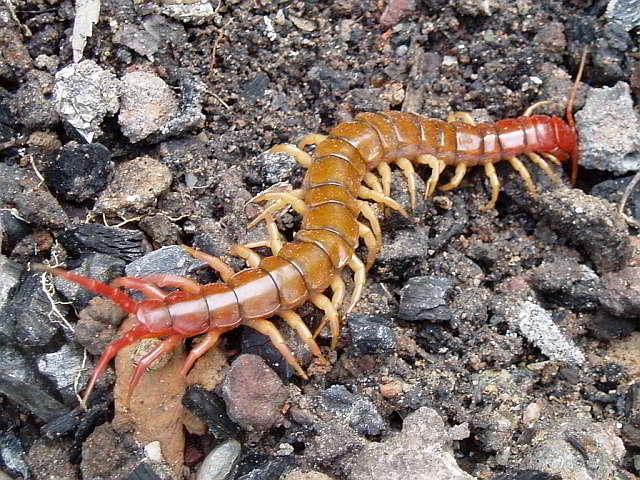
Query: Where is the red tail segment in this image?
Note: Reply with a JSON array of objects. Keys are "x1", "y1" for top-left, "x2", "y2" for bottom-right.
[{"x1": 31, "y1": 264, "x2": 140, "y2": 314}]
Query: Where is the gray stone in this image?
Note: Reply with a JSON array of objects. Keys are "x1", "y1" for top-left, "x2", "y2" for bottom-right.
[
  {"x1": 606, "y1": 0, "x2": 640, "y2": 31},
  {"x1": 521, "y1": 416, "x2": 625, "y2": 479},
  {"x1": 316, "y1": 385, "x2": 386, "y2": 436},
  {"x1": 576, "y1": 82, "x2": 640, "y2": 175},
  {"x1": 94, "y1": 156, "x2": 172, "y2": 214},
  {"x1": 399, "y1": 276, "x2": 452, "y2": 321},
  {"x1": 37, "y1": 343, "x2": 91, "y2": 403},
  {"x1": 497, "y1": 298, "x2": 585, "y2": 365},
  {"x1": 53, "y1": 60, "x2": 121, "y2": 142},
  {"x1": 124, "y1": 245, "x2": 205, "y2": 278},
  {"x1": 118, "y1": 71, "x2": 178, "y2": 143},
  {"x1": 350, "y1": 407, "x2": 474, "y2": 480}
]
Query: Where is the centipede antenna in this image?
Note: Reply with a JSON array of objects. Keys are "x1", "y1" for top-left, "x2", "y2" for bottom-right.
[
  {"x1": 565, "y1": 47, "x2": 588, "y2": 185},
  {"x1": 565, "y1": 47, "x2": 588, "y2": 129}
]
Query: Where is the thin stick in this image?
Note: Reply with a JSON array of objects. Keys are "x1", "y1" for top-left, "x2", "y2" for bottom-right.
[{"x1": 618, "y1": 170, "x2": 640, "y2": 216}]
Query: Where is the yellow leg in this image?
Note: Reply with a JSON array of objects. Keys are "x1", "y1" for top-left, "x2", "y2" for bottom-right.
[
  {"x1": 298, "y1": 133, "x2": 328, "y2": 150},
  {"x1": 358, "y1": 221, "x2": 378, "y2": 270},
  {"x1": 245, "y1": 318, "x2": 308, "y2": 379},
  {"x1": 269, "y1": 144, "x2": 312, "y2": 168},
  {"x1": 278, "y1": 310, "x2": 325, "y2": 360},
  {"x1": 394, "y1": 157, "x2": 417, "y2": 209},
  {"x1": 523, "y1": 100, "x2": 550, "y2": 117},
  {"x1": 247, "y1": 200, "x2": 285, "y2": 229},
  {"x1": 447, "y1": 112, "x2": 475, "y2": 124},
  {"x1": 243, "y1": 213, "x2": 284, "y2": 256},
  {"x1": 377, "y1": 162, "x2": 392, "y2": 198},
  {"x1": 439, "y1": 163, "x2": 468, "y2": 191},
  {"x1": 507, "y1": 156, "x2": 536, "y2": 194},
  {"x1": 363, "y1": 172, "x2": 384, "y2": 194},
  {"x1": 310, "y1": 293, "x2": 340, "y2": 349},
  {"x1": 543, "y1": 153, "x2": 562, "y2": 167},
  {"x1": 181, "y1": 246, "x2": 235, "y2": 282},
  {"x1": 247, "y1": 189, "x2": 306, "y2": 228},
  {"x1": 480, "y1": 163, "x2": 500, "y2": 211},
  {"x1": 346, "y1": 255, "x2": 366, "y2": 313},
  {"x1": 358, "y1": 201, "x2": 381, "y2": 244},
  {"x1": 230, "y1": 244, "x2": 261, "y2": 267},
  {"x1": 357, "y1": 186, "x2": 408, "y2": 217},
  {"x1": 526, "y1": 152, "x2": 560, "y2": 183},
  {"x1": 330, "y1": 276, "x2": 345, "y2": 311},
  {"x1": 416, "y1": 154, "x2": 446, "y2": 197}
]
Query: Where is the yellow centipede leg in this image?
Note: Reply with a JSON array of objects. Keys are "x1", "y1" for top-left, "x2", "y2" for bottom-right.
[
  {"x1": 278, "y1": 310, "x2": 325, "y2": 361},
  {"x1": 363, "y1": 172, "x2": 384, "y2": 194},
  {"x1": 439, "y1": 163, "x2": 468, "y2": 191},
  {"x1": 523, "y1": 100, "x2": 550, "y2": 117},
  {"x1": 297, "y1": 133, "x2": 328, "y2": 150},
  {"x1": 330, "y1": 276, "x2": 345, "y2": 311},
  {"x1": 543, "y1": 153, "x2": 562, "y2": 167},
  {"x1": 246, "y1": 200, "x2": 286, "y2": 229},
  {"x1": 416, "y1": 154, "x2": 446, "y2": 198},
  {"x1": 394, "y1": 157, "x2": 417, "y2": 210},
  {"x1": 310, "y1": 294, "x2": 340, "y2": 350},
  {"x1": 346, "y1": 255, "x2": 366, "y2": 314},
  {"x1": 358, "y1": 201, "x2": 382, "y2": 244},
  {"x1": 507, "y1": 156, "x2": 536, "y2": 195},
  {"x1": 269, "y1": 144, "x2": 312, "y2": 168},
  {"x1": 357, "y1": 186, "x2": 408, "y2": 217},
  {"x1": 250, "y1": 190, "x2": 305, "y2": 208},
  {"x1": 447, "y1": 112, "x2": 475, "y2": 125},
  {"x1": 247, "y1": 190, "x2": 307, "y2": 228},
  {"x1": 526, "y1": 152, "x2": 560, "y2": 183},
  {"x1": 245, "y1": 318, "x2": 308, "y2": 379},
  {"x1": 480, "y1": 163, "x2": 500, "y2": 211},
  {"x1": 244, "y1": 213, "x2": 283, "y2": 255},
  {"x1": 181, "y1": 246, "x2": 235, "y2": 282},
  {"x1": 377, "y1": 162, "x2": 392, "y2": 198},
  {"x1": 230, "y1": 245, "x2": 261, "y2": 267},
  {"x1": 358, "y1": 221, "x2": 379, "y2": 270}
]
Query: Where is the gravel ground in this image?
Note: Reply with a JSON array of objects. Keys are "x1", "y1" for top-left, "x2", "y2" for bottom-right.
[{"x1": 1, "y1": 1, "x2": 640, "y2": 479}]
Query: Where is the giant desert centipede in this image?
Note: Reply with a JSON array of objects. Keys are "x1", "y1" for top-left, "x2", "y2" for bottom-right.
[{"x1": 33, "y1": 52, "x2": 586, "y2": 405}]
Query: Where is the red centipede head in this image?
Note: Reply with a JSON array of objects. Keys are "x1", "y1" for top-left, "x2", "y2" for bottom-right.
[
  {"x1": 549, "y1": 117, "x2": 579, "y2": 185},
  {"x1": 550, "y1": 118, "x2": 577, "y2": 160}
]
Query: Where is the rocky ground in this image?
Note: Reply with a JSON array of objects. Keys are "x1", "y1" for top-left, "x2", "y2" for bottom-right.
[{"x1": 2, "y1": 0, "x2": 640, "y2": 479}]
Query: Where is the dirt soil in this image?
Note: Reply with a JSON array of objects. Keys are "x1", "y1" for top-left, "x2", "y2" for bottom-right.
[{"x1": 1, "y1": 0, "x2": 640, "y2": 479}]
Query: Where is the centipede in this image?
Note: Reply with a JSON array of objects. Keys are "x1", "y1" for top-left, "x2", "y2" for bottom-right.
[{"x1": 33, "y1": 51, "x2": 587, "y2": 405}]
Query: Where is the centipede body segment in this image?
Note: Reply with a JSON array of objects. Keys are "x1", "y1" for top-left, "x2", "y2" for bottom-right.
[{"x1": 34, "y1": 54, "x2": 585, "y2": 405}]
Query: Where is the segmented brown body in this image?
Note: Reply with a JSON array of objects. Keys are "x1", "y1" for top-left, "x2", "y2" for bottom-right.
[{"x1": 35, "y1": 58, "x2": 584, "y2": 404}]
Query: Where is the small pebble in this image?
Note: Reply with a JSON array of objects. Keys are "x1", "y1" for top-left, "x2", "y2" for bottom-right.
[
  {"x1": 94, "y1": 156, "x2": 172, "y2": 214},
  {"x1": 222, "y1": 354, "x2": 288, "y2": 431},
  {"x1": 599, "y1": 267, "x2": 640, "y2": 317},
  {"x1": 144, "y1": 441, "x2": 164, "y2": 463},
  {"x1": 398, "y1": 276, "x2": 453, "y2": 321},
  {"x1": 53, "y1": 60, "x2": 120, "y2": 142},
  {"x1": 348, "y1": 313, "x2": 395, "y2": 355},
  {"x1": 118, "y1": 71, "x2": 179, "y2": 143},
  {"x1": 196, "y1": 439, "x2": 241, "y2": 480}
]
